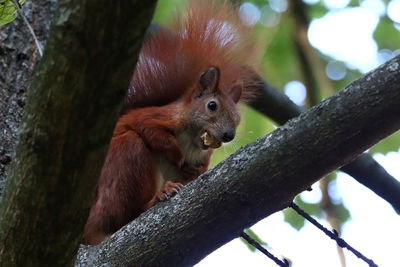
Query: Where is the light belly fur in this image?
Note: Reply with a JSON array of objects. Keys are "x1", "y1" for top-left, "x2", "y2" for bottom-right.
[{"x1": 154, "y1": 132, "x2": 209, "y2": 190}]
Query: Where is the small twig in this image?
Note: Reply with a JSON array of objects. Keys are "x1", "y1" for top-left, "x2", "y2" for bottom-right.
[
  {"x1": 11, "y1": 0, "x2": 43, "y2": 57},
  {"x1": 289, "y1": 202, "x2": 378, "y2": 267},
  {"x1": 240, "y1": 231, "x2": 290, "y2": 267}
]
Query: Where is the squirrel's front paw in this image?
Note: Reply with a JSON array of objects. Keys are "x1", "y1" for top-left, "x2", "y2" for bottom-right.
[{"x1": 155, "y1": 181, "x2": 183, "y2": 202}]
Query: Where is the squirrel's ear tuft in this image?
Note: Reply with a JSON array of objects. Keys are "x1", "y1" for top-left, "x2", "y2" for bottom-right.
[
  {"x1": 229, "y1": 83, "x2": 242, "y2": 103},
  {"x1": 199, "y1": 67, "x2": 220, "y2": 91}
]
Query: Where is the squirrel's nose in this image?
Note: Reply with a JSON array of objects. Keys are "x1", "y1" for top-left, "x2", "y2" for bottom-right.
[{"x1": 221, "y1": 131, "x2": 235, "y2": 143}]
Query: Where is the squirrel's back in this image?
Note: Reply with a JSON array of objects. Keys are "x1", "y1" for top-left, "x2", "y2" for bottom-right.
[{"x1": 123, "y1": 0, "x2": 258, "y2": 112}]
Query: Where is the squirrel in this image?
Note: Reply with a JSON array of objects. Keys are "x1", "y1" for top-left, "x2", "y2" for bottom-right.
[{"x1": 83, "y1": 0, "x2": 258, "y2": 245}]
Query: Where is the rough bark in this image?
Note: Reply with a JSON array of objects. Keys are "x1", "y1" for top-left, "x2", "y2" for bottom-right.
[
  {"x1": 77, "y1": 56, "x2": 400, "y2": 266},
  {"x1": 0, "y1": 0, "x2": 156, "y2": 266},
  {"x1": 249, "y1": 73, "x2": 400, "y2": 213},
  {"x1": 0, "y1": 0, "x2": 58, "y2": 195}
]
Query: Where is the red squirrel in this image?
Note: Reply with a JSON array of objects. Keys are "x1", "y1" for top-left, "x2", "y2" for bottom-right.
[{"x1": 83, "y1": 0, "x2": 258, "y2": 245}]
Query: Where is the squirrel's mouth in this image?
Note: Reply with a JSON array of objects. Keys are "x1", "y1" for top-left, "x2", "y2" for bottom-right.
[{"x1": 200, "y1": 131, "x2": 222, "y2": 149}]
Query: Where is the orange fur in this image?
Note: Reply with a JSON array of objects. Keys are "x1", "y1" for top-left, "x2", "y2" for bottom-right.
[
  {"x1": 124, "y1": 0, "x2": 257, "y2": 111},
  {"x1": 84, "y1": 0, "x2": 259, "y2": 245}
]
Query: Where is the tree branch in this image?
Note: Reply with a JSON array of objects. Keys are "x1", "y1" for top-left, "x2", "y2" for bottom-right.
[
  {"x1": 248, "y1": 76, "x2": 305, "y2": 124},
  {"x1": 341, "y1": 154, "x2": 400, "y2": 214},
  {"x1": 77, "y1": 55, "x2": 400, "y2": 266},
  {"x1": 248, "y1": 73, "x2": 400, "y2": 214},
  {"x1": 0, "y1": 0, "x2": 157, "y2": 265}
]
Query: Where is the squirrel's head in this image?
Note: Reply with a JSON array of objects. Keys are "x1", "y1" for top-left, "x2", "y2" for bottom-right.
[{"x1": 185, "y1": 67, "x2": 242, "y2": 150}]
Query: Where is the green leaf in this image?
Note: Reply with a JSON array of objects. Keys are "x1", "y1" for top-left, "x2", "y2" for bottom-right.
[
  {"x1": 240, "y1": 228, "x2": 268, "y2": 252},
  {"x1": 296, "y1": 196, "x2": 323, "y2": 218},
  {"x1": 153, "y1": 0, "x2": 187, "y2": 24},
  {"x1": 374, "y1": 18, "x2": 400, "y2": 50},
  {"x1": 369, "y1": 131, "x2": 400, "y2": 154},
  {"x1": 0, "y1": 0, "x2": 25, "y2": 26},
  {"x1": 283, "y1": 196, "x2": 324, "y2": 231},
  {"x1": 306, "y1": 2, "x2": 329, "y2": 19},
  {"x1": 348, "y1": 0, "x2": 362, "y2": 7},
  {"x1": 283, "y1": 207, "x2": 305, "y2": 231}
]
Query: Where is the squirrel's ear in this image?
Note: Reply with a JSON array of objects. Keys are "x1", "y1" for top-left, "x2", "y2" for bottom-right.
[
  {"x1": 199, "y1": 67, "x2": 219, "y2": 91},
  {"x1": 229, "y1": 83, "x2": 242, "y2": 103}
]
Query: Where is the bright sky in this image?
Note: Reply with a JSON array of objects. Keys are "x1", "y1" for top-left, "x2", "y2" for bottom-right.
[
  {"x1": 309, "y1": 1, "x2": 380, "y2": 73},
  {"x1": 197, "y1": 0, "x2": 400, "y2": 266}
]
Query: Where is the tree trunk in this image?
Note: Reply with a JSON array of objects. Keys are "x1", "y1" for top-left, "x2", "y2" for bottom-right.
[
  {"x1": 0, "y1": 0, "x2": 157, "y2": 265},
  {"x1": 0, "y1": 0, "x2": 58, "y2": 194}
]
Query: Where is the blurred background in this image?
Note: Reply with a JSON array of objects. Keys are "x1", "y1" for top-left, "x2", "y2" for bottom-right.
[{"x1": 153, "y1": 0, "x2": 400, "y2": 266}]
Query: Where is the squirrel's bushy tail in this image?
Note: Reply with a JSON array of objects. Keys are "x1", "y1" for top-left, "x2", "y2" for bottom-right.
[{"x1": 124, "y1": 0, "x2": 259, "y2": 111}]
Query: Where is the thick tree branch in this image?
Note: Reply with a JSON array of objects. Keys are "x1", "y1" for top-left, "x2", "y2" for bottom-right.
[
  {"x1": 248, "y1": 74, "x2": 400, "y2": 213},
  {"x1": 249, "y1": 77, "x2": 305, "y2": 124},
  {"x1": 77, "y1": 55, "x2": 400, "y2": 266},
  {"x1": 0, "y1": 0, "x2": 157, "y2": 265}
]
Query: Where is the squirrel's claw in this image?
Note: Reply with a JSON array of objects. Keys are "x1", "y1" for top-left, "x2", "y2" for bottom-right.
[{"x1": 156, "y1": 181, "x2": 183, "y2": 202}]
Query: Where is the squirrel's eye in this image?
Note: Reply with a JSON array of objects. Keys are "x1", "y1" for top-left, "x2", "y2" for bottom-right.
[{"x1": 207, "y1": 101, "x2": 217, "y2": 111}]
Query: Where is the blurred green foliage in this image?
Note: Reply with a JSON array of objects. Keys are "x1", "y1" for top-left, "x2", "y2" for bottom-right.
[
  {"x1": 306, "y1": 1, "x2": 329, "y2": 18},
  {"x1": 374, "y1": 17, "x2": 400, "y2": 50},
  {"x1": 283, "y1": 191, "x2": 350, "y2": 231},
  {"x1": 153, "y1": 0, "x2": 186, "y2": 24},
  {"x1": 261, "y1": 15, "x2": 302, "y2": 89},
  {"x1": 370, "y1": 131, "x2": 400, "y2": 154},
  {"x1": 0, "y1": 0, "x2": 25, "y2": 26},
  {"x1": 283, "y1": 197, "x2": 318, "y2": 230}
]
